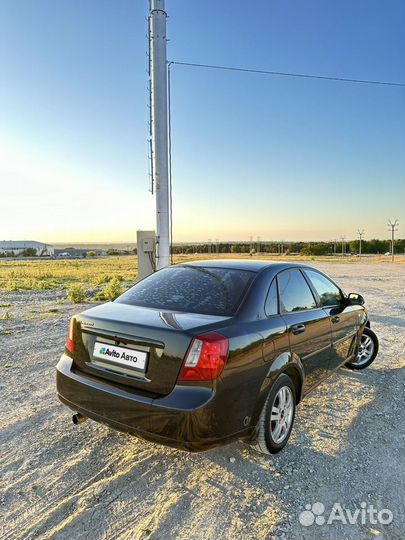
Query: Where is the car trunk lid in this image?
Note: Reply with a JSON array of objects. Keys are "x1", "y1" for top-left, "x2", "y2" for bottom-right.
[{"x1": 72, "y1": 302, "x2": 230, "y2": 396}]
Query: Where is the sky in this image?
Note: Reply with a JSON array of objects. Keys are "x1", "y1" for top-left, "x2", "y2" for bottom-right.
[{"x1": 0, "y1": 0, "x2": 404, "y2": 243}]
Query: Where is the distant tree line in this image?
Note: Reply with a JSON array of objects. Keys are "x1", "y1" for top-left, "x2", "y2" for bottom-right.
[
  {"x1": 2, "y1": 239, "x2": 402, "y2": 258},
  {"x1": 169, "y1": 239, "x2": 405, "y2": 256},
  {"x1": 107, "y1": 248, "x2": 137, "y2": 256}
]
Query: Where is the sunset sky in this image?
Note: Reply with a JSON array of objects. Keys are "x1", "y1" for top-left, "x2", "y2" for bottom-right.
[{"x1": 1, "y1": 0, "x2": 404, "y2": 243}]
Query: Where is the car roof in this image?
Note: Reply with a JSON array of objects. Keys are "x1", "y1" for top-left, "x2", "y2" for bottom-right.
[{"x1": 181, "y1": 259, "x2": 312, "y2": 273}]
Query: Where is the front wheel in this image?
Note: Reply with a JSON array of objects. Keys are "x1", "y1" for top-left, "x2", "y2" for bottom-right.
[
  {"x1": 248, "y1": 374, "x2": 296, "y2": 455},
  {"x1": 346, "y1": 326, "x2": 379, "y2": 370}
]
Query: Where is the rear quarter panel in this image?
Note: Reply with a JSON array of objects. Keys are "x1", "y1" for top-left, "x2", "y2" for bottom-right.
[{"x1": 215, "y1": 325, "x2": 266, "y2": 436}]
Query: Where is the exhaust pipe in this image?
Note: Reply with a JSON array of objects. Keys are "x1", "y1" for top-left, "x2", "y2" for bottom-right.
[{"x1": 72, "y1": 413, "x2": 87, "y2": 425}]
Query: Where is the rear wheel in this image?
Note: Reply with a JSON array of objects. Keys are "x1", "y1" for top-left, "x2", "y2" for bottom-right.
[
  {"x1": 249, "y1": 374, "x2": 296, "y2": 455},
  {"x1": 346, "y1": 326, "x2": 379, "y2": 370}
]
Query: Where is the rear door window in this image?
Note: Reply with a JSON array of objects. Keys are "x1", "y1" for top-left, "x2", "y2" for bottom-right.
[
  {"x1": 303, "y1": 269, "x2": 344, "y2": 307},
  {"x1": 278, "y1": 269, "x2": 317, "y2": 313},
  {"x1": 116, "y1": 266, "x2": 255, "y2": 316}
]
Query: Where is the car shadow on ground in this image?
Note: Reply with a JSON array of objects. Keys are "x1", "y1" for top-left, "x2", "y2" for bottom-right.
[{"x1": 203, "y1": 364, "x2": 405, "y2": 540}]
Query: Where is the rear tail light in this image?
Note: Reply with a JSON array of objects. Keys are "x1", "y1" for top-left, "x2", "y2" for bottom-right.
[
  {"x1": 178, "y1": 332, "x2": 229, "y2": 381},
  {"x1": 65, "y1": 317, "x2": 75, "y2": 354}
]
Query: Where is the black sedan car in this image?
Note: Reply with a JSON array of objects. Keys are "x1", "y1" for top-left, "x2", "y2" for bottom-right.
[{"x1": 56, "y1": 260, "x2": 378, "y2": 454}]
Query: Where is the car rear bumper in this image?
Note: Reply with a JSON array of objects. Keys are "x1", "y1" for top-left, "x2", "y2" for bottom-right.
[{"x1": 56, "y1": 354, "x2": 250, "y2": 452}]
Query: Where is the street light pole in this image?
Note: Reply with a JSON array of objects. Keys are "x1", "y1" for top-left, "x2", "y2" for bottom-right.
[
  {"x1": 357, "y1": 229, "x2": 365, "y2": 258},
  {"x1": 341, "y1": 236, "x2": 346, "y2": 257},
  {"x1": 388, "y1": 219, "x2": 399, "y2": 262}
]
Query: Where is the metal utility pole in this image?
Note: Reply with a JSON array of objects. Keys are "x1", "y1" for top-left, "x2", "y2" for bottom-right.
[
  {"x1": 341, "y1": 236, "x2": 346, "y2": 257},
  {"x1": 388, "y1": 219, "x2": 399, "y2": 262},
  {"x1": 357, "y1": 229, "x2": 365, "y2": 258},
  {"x1": 149, "y1": 0, "x2": 170, "y2": 269}
]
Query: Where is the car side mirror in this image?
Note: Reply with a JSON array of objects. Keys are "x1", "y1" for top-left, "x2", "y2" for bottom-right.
[{"x1": 348, "y1": 293, "x2": 365, "y2": 306}]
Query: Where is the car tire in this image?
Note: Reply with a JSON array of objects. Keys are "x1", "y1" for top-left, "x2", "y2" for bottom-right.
[
  {"x1": 249, "y1": 373, "x2": 296, "y2": 455},
  {"x1": 345, "y1": 326, "x2": 379, "y2": 370}
]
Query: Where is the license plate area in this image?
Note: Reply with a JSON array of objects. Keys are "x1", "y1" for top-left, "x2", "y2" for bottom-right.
[{"x1": 92, "y1": 341, "x2": 148, "y2": 375}]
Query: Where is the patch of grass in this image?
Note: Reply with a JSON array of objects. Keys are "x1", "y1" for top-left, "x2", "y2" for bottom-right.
[
  {"x1": 0, "y1": 303, "x2": 11, "y2": 308},
  {"x1": 67, "y1": 284, "x2": 87, "y2": 304},
  {"x1": 92, "y1": 277, "x2": 125, "y2": 302},
  {"x1": 48, "y1": 308, "x2": 59, "y2": 313},
  {"x1": 94, "y1": 274, "x2": 113, "y2": 285},
  {"x1": 4, "y1": 278, "x2": 58, "y2": 290},
  {"x1": 0, "y1": 311, "x2": 11, "y2": 320},
  {"x1": 103, "y1": 277, "x2": 124, "y2": 300},
  {"x1": 9, "y1": 269, "x2": 29, "y2": 278},
  {"x1": 92, "y1": 291, "x2": 106, "y2": 302},
  {"x1": 29, "y1": 279, "x2": 57, "y2": 290},
  {"x1": 0, "y1": 256, "x2": 137, "y2": 291},
  {"x1": 23, "y1": 309, "x2": 58, "y2": 321}
]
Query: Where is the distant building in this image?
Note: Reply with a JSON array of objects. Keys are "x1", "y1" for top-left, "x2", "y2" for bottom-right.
[{"x1": 0, "y1": 241, "x2": 55, "y2": 257}]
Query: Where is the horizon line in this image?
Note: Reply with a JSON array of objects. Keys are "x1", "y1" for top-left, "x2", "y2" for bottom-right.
[{"x1": 47, "y1": 237, "x2": 403, "y2": 245}]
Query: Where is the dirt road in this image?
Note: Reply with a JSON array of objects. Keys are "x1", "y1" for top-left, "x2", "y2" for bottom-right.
[{"x1": 1, "y1": 262, "x2": 404, "y2": 540}]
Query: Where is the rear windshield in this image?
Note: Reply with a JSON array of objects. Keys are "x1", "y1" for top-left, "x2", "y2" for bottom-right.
[{"x1": 116, "y1": 265, "x2": 255, "y2": 316}]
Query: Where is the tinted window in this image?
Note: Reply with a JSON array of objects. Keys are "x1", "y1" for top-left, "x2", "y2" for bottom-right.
[
  {"x1": 304, "y1": 269, "x2": 343, "y2": 307},
  {"x1": 278, "y1": 270, "x2": 317, "y2": 313},
  {"x1": 265, "y1": 279, "x2": 278, "y2": 316},
  {"x1": 116, "y1": 266, "x2": 254, "y2": 316}
]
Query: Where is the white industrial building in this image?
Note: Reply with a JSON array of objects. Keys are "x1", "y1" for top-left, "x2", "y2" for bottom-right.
[{"x1": 0, "y1": 241, "x2": 55, "y2": 257}]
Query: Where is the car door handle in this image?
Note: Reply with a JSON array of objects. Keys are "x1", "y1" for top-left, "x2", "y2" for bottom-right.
[
  {"x1": 291, "y1": 324, "x2": 306, "y2": 335},
  {"x1": 331, "y1": 316, "x2": 340, "y2": 324}
]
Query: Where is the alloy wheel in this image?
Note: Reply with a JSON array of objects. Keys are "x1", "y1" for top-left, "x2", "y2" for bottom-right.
[
  {"x1": 353, "y1": 333, "x2": 375, "y2": 367},
  {"x1": 270, "y1": 386, "x2": 294, "y2": 444}
]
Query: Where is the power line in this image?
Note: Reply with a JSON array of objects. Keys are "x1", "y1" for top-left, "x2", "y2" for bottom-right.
[{"x1": 169, "y1": 60, "x2": 405, "y2": 88}]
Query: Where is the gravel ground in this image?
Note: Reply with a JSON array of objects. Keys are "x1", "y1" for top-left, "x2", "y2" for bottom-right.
[{"x1": 0, "y1": 261, "x2": 404, "y2": 540}]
